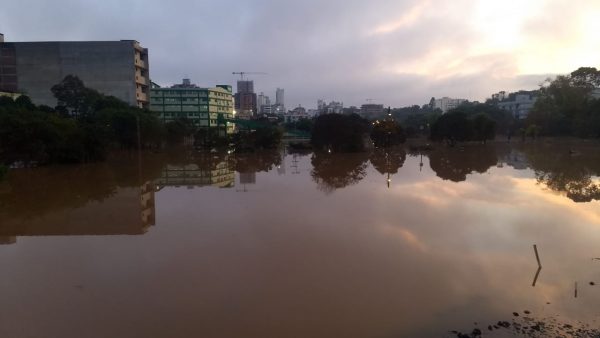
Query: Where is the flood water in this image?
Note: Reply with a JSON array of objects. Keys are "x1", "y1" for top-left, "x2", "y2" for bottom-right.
[{"x1": 1, "y1": 140, "x2": 600, "y2": 337}]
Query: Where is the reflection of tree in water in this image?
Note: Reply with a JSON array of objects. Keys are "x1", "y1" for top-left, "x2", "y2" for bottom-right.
[
  {"x1": 428, "y1": 145, "x2": 498, "y2": 182},
  {"x1": 311, "y1": 152, "x2": 369, "y2": 193},
  {"x1": 518, "y1": 144, "x2": 600, "y2": 203},
  {"x1": 369, "y1": 147, "x2": 406, "y2": 175},
  {"x1": 233, "y1": 149, "x2": 282, "y2": 174}
]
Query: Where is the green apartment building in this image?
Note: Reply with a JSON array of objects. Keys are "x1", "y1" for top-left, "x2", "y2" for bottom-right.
[{"x1": 149, "y1": 80, "x2": 235, "y2": 134}]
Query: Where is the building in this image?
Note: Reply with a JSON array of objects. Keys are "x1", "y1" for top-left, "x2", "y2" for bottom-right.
[
  {"x1": 150, "y1": 79, "x2": 235, "y2": 134},
  {"x1": 234, "y1": 80, "x2": 257, "y2": 118},
  {"x1": 496, "y1": 92, "x2": 537, "y2": 119},
  {"x1": 491, "y1": 91, "x2": 507, "y2": 101},
  {"x1": 360, "y1": 103, "x2": 384, "y2": 118},
  {"x1": 1, "y1": 181, "x2": 155, "y2": 245},
  {"x1": 283, "y1": 105, "x2": 309, "y2": 123},
  {"x1": 276, "y1": 88, "x2": 285, "y2": 112},
  {"x1": 154, "y1": 160, "x2": 235, "y2": 189},
  {"x1": 0, "y1": 34, "x2": 150, "y2": 108},
  {"x1": 434, "y1": 97, "x2": 467, "y2": 113},
  {"x1": 257, "y1": 92, "x2": 271, "y2": 114},
  {"x1": 318, "y1": 100, "x2": 344, "y2": 114}
]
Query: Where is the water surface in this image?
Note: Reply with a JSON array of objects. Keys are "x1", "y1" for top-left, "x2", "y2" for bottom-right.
[{"x1": 1, "y1": 141, "x2": 600, "y2": 337}]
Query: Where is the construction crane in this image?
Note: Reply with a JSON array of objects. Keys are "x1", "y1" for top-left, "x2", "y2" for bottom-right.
[{"x1": 232, "y1": 72, "x2": 267, "y2": 80}]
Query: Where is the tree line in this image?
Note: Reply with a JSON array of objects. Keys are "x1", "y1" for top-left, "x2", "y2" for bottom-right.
[
  {"x1": 0, "y1": 75, "x2": 283, "y2": 168},
  {"x1": 527, "y1": 67, "x2": 600, "y2": 137},
  {"x1": 0, "y1": 75, "x2": 187, "y2": 166}
]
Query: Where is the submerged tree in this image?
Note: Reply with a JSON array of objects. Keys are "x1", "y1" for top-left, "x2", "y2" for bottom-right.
[
  {"x1": 430, "y1": 112, "x2": 473, "y2": 145},
  {"x1": 311, "y1": 113, "x2": 369, "y2": 152},
  {"x1": 471, "y1": 114, "x2": 496, "y2": 143},
  {"x1": 370, "y1": 119, "x2": 406, "y2": 147}
]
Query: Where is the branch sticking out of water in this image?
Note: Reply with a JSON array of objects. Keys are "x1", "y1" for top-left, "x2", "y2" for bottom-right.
[{"x1": 533, "y1": 244, "x2": 542, "y2": 268}]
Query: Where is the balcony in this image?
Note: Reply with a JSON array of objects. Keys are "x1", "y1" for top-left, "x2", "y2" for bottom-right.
[
  {"x1": 135, "y1": 75, "x2": 148, "y2": 86},
  {"x1": 136, "y1": 92, "x2": 148, "y2": 102},
  {"x1": 135, "y1": 58, "x2": 147, "y2": 69}
]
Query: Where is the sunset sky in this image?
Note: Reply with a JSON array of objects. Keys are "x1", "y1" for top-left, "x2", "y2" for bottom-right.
[{"x1": 1, "y1": 0, "x2": 599, "y2": 108}]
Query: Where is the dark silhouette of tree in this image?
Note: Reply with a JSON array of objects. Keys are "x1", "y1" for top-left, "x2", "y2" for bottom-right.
[
  {"x1": 0, "y1": 77, "x2": 168, "y2": 165},
  {"x1": 311, "y1": 151, "x2": 369, "y2": 193},
  {"x1": 51, "y1": 75, "x2": 101, "y2": 117},
  {"x1": 430, "y1": 112, "x2": 473, "y2": 145},
  {"x1": 311, "y1": 113, "x2": 369, "y2": 152},
  {"x1": 528, "y1": 67, "x2": 600, "y2": 137},
  {"x1": 370, "y1": 119, "x2": 406, "y2": 147},
  {"x1": 449, "y1": 101, "x2": 514, "y2": 135},
  {"x1": 471, "y1": 114, "x2": 496, "y2": 143}
]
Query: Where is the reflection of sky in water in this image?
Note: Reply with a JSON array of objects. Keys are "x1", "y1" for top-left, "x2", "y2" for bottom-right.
[{"x1": 0, "y1": 144, "x2": 600, "y2": 337}]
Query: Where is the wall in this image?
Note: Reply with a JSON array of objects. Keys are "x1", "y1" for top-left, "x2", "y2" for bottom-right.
[{"x1": 8, "y1": 41, "x2": 137, "y2": 107}]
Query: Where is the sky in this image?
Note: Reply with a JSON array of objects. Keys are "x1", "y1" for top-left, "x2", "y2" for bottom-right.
[{"x1": 1, "y1": 0, "x2": 599, "y2": 109}]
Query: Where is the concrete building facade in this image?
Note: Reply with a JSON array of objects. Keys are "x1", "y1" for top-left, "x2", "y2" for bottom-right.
[
  {"x1": 497, "y1": 93, "x2": 537, "y2": 119},
  {"x1": 257, "y1": 92, "x2": 271, "y2": 114},
  {"x1": 434, "y1": 97, "x2": 467, "y2": 113},
  {"x1": 360, "y1": 103, "x2": 384, "y2": 118},
  {"x1": 318, "y1": 100, "x2": 344, "y2": 114},
  {"x1": 150, "y1": 80, "x2": 235, "y2": 134},
  {"x1": 275, "y1": 88, "x2": 285, "y2": 113},
  {"x1": 0, "y1": 35, "x2": 150, "y2": 108},
  {"x1": 234, "y1": 80, "x2": 257, "y2": 118}
]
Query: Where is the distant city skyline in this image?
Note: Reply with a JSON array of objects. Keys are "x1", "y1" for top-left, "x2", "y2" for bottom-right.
[{"x1": 1, "y1": 0, "x2": 599, "y2": 109}]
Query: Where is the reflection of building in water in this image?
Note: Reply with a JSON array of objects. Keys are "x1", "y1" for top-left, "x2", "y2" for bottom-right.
[
  {"x1": 0, "y1": 236, "x2": 16, "y2": 245},
  {"x1": 0, "y1": 184, "x2": 156, "y2": 245},
  {"x1": 500, "y1": 149, "x2": 530, "y2": 170},
  {"x1": 291, "y1": 154, "x2": 300, "y2": 174},
  {"x1": 239, "y1": 172, "x2": 256, "y2": 184},
  {"x1": 155, "y1": 161, "x2": 235, "y2": 189},
  {"x1": 237, "y1": 172, "x2": 256, "y2": 192},
  {"x1": 140, "y1": 181, "x2": 156, "y2": 225},
  {"x1": 277, "y1": 155, "x2": 286, "y2": 175}
]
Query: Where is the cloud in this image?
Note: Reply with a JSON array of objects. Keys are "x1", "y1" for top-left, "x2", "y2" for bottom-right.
[{"x1": 0, "y1": 0, "x2": 598, "y2": 108}]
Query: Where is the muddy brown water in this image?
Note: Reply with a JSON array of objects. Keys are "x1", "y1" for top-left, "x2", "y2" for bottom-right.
[{"x1": 1, "y1": 141, "x2": 600, "y2": 337}]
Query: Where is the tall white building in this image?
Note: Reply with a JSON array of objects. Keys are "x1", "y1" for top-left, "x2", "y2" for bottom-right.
[
  {"x1": 434, "y1": 97, "x2": 467, "y2": 113},
  {"x1": 257, "y1": 92, "x2": 271, "y2": 114}
]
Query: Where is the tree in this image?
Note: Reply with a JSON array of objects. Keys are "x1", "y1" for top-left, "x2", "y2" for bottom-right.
[
  {"x1": 570, "y1": 67, "x2": 600, "y2": 89},
  {"x1": 370, "y1": 119, "x2": 406, "y2": 147},
  {"x1": 528, "y1": 67, "x2": 600, "y2": 137},
  {"x1": 430, "y1": 112, "x2": 473, "y2": 145},
  {"x1": 471, "y1": 114, "x2": 496, "y2": 143},
  {"x1": 311, "y1": 113, "x2": 369, "y2": 152},
  {"x1": 51, "y1": 75, "x2": 101, "y2": 117}
]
